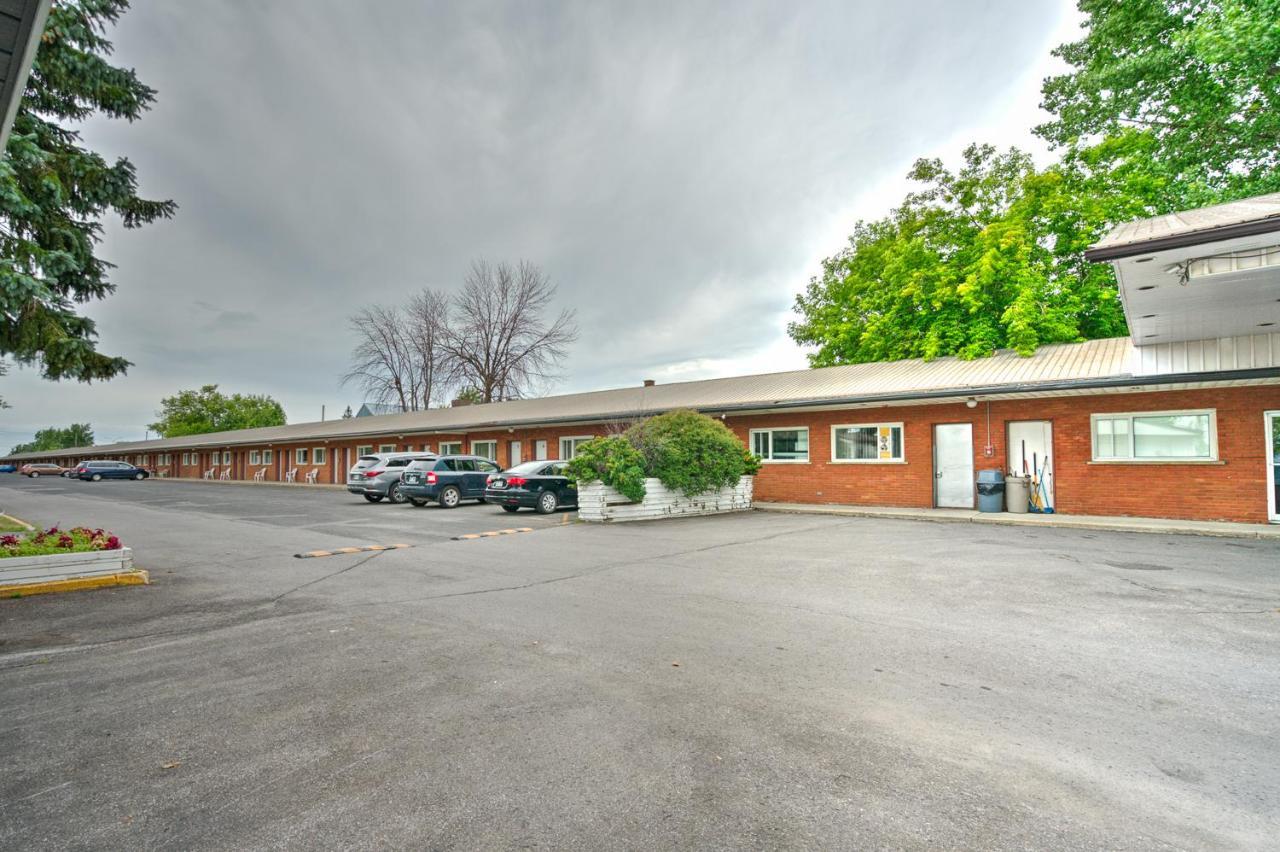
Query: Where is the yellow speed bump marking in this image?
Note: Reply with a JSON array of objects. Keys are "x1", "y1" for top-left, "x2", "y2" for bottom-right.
[
  {"x1": 452, "y1": 527, "x2": 535, "y2": 542},
  {"x1": 294, "y1": 543, "x2": 412, "y2": 559}
]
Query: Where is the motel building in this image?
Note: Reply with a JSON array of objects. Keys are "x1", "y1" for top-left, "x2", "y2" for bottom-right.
[{"x1": 6, "y1": 194, "x2": 1280, "y2": 525}]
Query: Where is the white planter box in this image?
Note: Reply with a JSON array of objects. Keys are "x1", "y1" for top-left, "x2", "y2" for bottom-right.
[
  {"x1": 578, "y1": 476, "x2": 753, "y2": 523},
  {"x1": 0, "y1": 547, "x2": 135, "y2": 586}
]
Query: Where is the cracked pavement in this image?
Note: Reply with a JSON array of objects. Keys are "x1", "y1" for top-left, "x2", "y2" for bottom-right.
[{"x1": 2, "y1": 478, "x2": 1279, "y2": 849}]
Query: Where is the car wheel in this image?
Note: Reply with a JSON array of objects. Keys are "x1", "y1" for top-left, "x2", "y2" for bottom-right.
[
  {"x1": 409, "y1": 498, "x2": 426, "y2": 507},
  {"x1": 29, "y1": 471, "x2": 38, "y2": 478},
  {"x1": 364, "y1": 493, "x2": 383, "y2": 503},
  {"x1": 502, "y1": 505, "x2": 520, "y2": 513},
  {"x1": 91, "y1": 473, "x2": 102, "y2": 482},
  {"x1": 134, "y1": 472, "x2": 145, "y2": 480},
  {"x1": 440, "y1": 485, "x2": 461, "y2": 508},
  {"x1": 388, "y1": 483, "x2": 407, "y2": 504},
  {"x1": 536, "y1": 491, "x2": 558, "y2": 514}
]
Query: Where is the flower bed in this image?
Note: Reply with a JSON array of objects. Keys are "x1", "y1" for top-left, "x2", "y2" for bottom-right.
[
  {"x1": 1, "y1": 526, "x2": 121, "y2": 559},
  {"x1": 1, "y1": 526, "x2": 138, "y2": 592}
]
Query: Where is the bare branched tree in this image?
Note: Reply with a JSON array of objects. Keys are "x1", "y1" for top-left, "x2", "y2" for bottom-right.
[
  {"x1": 404, "y1": 288, "x2": 460, "y2": 407},
  {"x1": 343, "y1": 305, "x2": 419, "y2": 412},
  {"x1": 440, "y1": 260, "x2": 578, "y2": 402}
]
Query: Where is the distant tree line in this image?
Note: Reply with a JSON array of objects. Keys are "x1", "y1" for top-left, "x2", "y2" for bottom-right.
[
  {"x1": 344, "y1": 259, "x2": 578, "y2": 410},
  {"x1": 10, "y1": 423, "x2": 94, "y2": 455}
]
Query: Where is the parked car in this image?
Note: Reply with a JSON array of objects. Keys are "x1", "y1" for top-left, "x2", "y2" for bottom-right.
[
  {"x1": 346, "y1": 452, "x2": 438, "y2": 504},
  {"x1": 0, "y1": 464, "x2": 16, "y2": 473},
  {"x1": 483, "y1": 460, "x2": 578, "y2": 514},
  {"x1": 74, "y1": 460, "x2": 149, "y2": 481},
  {"x1": 399, "y1": 455, "x2": 502, "y2": 508},
  {"x1": 19, "y1": 463, "x2": 68, "y2": 478}
]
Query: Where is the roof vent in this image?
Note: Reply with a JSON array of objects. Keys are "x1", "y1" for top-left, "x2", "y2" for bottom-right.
[{"x1": 643, "y1": 379, "x2": 655, "y2": 387}]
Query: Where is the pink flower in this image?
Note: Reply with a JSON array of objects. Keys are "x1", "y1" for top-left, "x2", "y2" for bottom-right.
[
  {"x1": 104, "y1": 536, "x2": 121, "y2": 550},
  {"x1": 0, "y1": 534, "x2": 18, "y2": 547},
  {"x1": 57, "y1": 534, "x2": 74, "y2": 549}
]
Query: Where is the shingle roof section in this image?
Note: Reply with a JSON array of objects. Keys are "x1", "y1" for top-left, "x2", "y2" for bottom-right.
[
  {"x1": 1089, "y1": 192, "x2": 1280, "y2": 258},
  {"x1": 5, "y1": 338, "x2": 1145, "y2": 460}
]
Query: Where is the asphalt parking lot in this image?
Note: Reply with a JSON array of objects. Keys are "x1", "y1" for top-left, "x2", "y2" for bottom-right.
[{"x1": 1, "y1": 477, "x2": 1278, "y2": 850}]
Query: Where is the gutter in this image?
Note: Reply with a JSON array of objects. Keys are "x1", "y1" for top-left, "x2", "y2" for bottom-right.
[
  {"x1": 6, "y1": 366, "x2": 1280, "y2": 462},
  {"x1": 1085, "y1": 217, "x2": 1280, "y2": 262}
]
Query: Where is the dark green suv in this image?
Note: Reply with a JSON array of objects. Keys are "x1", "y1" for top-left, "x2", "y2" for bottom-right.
[{"x1": 399, "y1": 455, "x2": 502, "y2": 508}]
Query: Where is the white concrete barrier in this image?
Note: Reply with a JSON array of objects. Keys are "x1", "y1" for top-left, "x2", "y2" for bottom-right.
[
  {"x1": 0, "y1": 547, "x2": 134, "y2": 586},
  {"x1": 577, "y1": 476, "x2": 753, "y2": 523}
]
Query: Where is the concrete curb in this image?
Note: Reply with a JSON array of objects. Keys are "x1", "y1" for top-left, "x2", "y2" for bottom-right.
[
  {"x1": 0, "y1": 513, "x2": 35, "y2": 531},
  {"x1": 753, "y1": 503, "x2": 1280, "y2": 541},
  {"x1": 2, "y1": 569, "x2": 150, "y2": 598}
]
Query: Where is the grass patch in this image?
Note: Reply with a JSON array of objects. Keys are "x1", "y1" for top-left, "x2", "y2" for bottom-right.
[
  {"x1": 1, "y1": 526, "x2": 122, "y2": 559},
  {"x1": 0, "y1": 515, "x2": 30, "y2": 533}
]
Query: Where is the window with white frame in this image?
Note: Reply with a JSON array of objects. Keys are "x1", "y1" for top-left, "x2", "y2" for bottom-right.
[
  {"x1": 182, "y1": 452, "x2": 190, "y2": 466},
  {"x1": 249, "y1": 450, "x2": 260, "y2": 465},
  {"x1": 471, "y1": 440, "x2": 497, "y2": 460},
  {"x1": 750, "y1": 427, "x2": 809, "y2": 462},
  {"x1": 222, "y1": 451, "x2": 231, "y2": 465},
  {"x1": 356, "y1": 445, "x2": 373, "y2": 457},
  {"x1": 313, "y1": 447, "x2": 326, "y2": 465},
  {"x1": 438, "y1": 441, "x2": 462, "y2": 455},
  {"x1": 296, "y1": 447, "x2": 309, "y2": 465},
  {"x1": 263, "y1": 449, "x2": 273, "y2": 464},
  {"x1": 379, "y1": 443, "x2": 397, "y2": 453},
  {"x1": 559, "y1": 435, "x2": 593, "y2": 459},
  {"x1": 831, "y1": 423, "x2": 904, "y2": 462},
  {"x1": 1091, "y1": 410, "x2": 1216, "y2": 461}
]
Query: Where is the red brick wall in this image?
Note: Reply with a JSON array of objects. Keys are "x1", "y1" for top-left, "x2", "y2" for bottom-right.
[{"x1": 728, "y1": 385, "x2": 1280, "y2": 523}]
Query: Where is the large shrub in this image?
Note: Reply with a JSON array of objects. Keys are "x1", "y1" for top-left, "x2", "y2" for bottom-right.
[
  {"x1": 624, "y1": 410, "x2": 758, "y2": 497},
  {"x1": 564, "y1": 435, "x2": 647, "y2": 502}
]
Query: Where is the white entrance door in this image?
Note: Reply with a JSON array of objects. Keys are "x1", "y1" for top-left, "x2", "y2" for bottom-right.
[
  {"x1": 934, "y1": 423, "x2": 974, "y2": 508},
  {"x1": 510, "y1": 440, "x2": 522, "y2": 466},
  {"x1": 534, "y1": 439, "x2": 547, "y2": 461},
  {"x1": 1267, "y1": 411, "x2": 1279, "y2": 523},
  {"x1": 1008, "y1": 420, "x2": 1054, "y2": 508}
]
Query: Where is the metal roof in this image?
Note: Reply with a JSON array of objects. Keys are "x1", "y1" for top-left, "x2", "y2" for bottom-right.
[
  {"x1": 1087, "y1": 192, "x2": 1280, "y2": 261},
  {"x1": 0, "y1": 0, "x2": 49, "y2": 150},
  {"x1": 1, "y1": 337, "x2": 1166, "y2": 461}
]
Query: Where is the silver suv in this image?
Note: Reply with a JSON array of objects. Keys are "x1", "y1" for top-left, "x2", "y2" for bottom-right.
[{"x1": 346, "y1": 452, "x2": 437, "y2": 504}]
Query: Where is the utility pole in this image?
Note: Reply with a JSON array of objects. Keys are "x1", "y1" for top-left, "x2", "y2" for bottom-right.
[{"x1": 321, "y1": 405, "x2": 326, "y2": 422}]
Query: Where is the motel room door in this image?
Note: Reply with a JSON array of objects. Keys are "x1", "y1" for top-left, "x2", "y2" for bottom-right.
[
  {"x1": 933, "y1": 423, "x2": 974, "y2": 508},
  {"x1": 1008, "y1": 420, "x2": 1054, "y2": 508},
  {"x1": 509, "y1": 440, "x2": 522, "y2": 466},
  {"x1": 1268, "y1": 411, "x2": 1279, "y2": 523}
]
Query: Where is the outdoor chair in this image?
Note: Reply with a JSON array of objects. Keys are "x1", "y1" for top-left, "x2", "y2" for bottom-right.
[
  {"x1": 305, "y1": 469, "x2": 319, "y2": 484},
  {"x1": 253, "y1": 468, "x2": 266, "y2": 481},
  {"x1": 284, "y1": 468, "x2": 297, "y2": 483},
  {"x1": 219, "y1": 469, "x2": 231, "y2": 481},
  {"x1": 204, "y1": 468, "x2": 215, "y2": 480}
]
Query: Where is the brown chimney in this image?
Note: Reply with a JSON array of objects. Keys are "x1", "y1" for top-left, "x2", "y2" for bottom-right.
[{"x1": 643, "y1": 379, "x2": 655, "y2": 387}]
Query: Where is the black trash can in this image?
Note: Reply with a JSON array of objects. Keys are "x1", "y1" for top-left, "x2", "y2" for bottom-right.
[{"x1": 976, "y1": 469, "x2": 1005, "y2": 513}]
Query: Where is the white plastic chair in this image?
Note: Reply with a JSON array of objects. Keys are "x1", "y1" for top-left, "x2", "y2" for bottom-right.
[
  {"x1": 204, "y1": 468, "x2": 215, "y2": 480},
  {"x1": 253, "y1": 468, "x2": 266, "y2": 481},
  {"x1": 305, "y1": 469, "x2": 318, "y2": 484},
  {"x1": 284, "y1": 468, "x2": 297, "y2": 483},
  {"x1": 219, "y1": 469, "x2": 231, "y2": 481}
]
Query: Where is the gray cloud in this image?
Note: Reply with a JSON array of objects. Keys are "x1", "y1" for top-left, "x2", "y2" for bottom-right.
[{"x1": 1, "y1": 0, "x2": 1073, "y2": 448}]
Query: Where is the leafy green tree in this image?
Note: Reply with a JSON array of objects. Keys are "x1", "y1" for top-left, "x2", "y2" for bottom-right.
[
  {"x1": 9, "y1": 422, "x2": 94, "y2": 454},
  {"x1": 789, "y1": 145, "x2": 1148, "y2": 364},
  {"x1": 149, "y1": 385, "x2": 286, "y2": 438},
  {"x1": 1039, "y1": 0, "x2": 1280, "y2": 202},
  {"x1": 0, "y1": 1, "x2": 175, "y2": 387}
]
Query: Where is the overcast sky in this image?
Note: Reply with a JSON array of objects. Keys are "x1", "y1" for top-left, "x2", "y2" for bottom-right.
[{"x1": 2, "y1": 0, "x2": 1079, "y2": 448}]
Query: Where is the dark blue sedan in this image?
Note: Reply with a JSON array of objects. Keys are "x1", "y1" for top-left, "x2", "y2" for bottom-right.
[{"x1": 74, "y1": 460, "x2": 149, "y2": 481}]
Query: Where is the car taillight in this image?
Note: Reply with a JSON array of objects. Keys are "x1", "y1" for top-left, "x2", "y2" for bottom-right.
[
  {"x1": 506, "y1": 476, "x2": 527, "y2": 487},
  {"x1": 426, "y1": 471, "x2": 437, "y2": 484},
  {"x1": 364, "y1": 469, "x2": 383, "y2": 478}
]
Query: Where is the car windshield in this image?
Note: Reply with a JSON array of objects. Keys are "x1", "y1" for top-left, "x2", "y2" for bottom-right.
[{"x1": 504, "y1": 461, "x2": 548, "y2": 475}]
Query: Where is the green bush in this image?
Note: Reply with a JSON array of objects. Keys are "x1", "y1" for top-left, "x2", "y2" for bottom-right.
[
  {"x1": 624, "y1": 409, "x2": 756, "y2": 497},
  {"x1": 564, "y1": 435, "x2": 647, "y2": 502}
]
